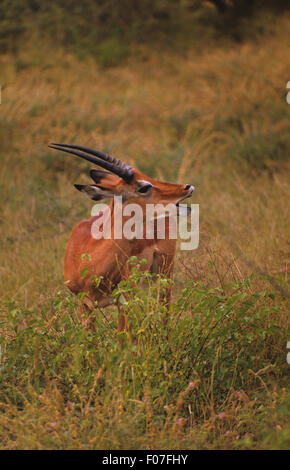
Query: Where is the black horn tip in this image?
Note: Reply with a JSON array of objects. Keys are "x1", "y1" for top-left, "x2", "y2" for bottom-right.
[
  {"x1": 50, "y1": 142, "x2": 74, "y2": 148},
  {"x1": 49, "y1": 142, "x2": 74, "y2": 149},
  {"x1": 48, "y1": 144, "x2": 61, "y2": 150}
]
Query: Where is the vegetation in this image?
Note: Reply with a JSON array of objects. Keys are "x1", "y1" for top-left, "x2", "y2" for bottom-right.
[
  {"x1": 0, "y1": 269, "x2": 289, "y2": 449},
  {"x1": 0, "y1": 1, "x2": 289, "y2": 450},
  {"x1": 1, "y1": 0, "x2": 290, "y2": 59}
]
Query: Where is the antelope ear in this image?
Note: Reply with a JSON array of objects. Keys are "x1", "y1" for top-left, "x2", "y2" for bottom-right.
[
  {"x1": 90, "y1": 169, "x2": 120, "y2": 185},
  {"x1": 74, "y1": 184, "x2": 114, "y2": 201}
]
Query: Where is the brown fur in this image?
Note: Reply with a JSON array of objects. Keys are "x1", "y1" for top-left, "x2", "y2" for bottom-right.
[{"x1": 64, "y1": 168, "x2": 193, "y2": 326}]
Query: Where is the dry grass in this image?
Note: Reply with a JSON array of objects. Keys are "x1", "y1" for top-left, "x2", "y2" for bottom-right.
[{"x1": 0, "y1": 13, "x2": 289, "y2": 449}]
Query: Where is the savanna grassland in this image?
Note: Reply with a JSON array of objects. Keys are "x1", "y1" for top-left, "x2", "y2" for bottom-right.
[{"x1": 0, "y1": 6, "x2": 289, "y2": 449}]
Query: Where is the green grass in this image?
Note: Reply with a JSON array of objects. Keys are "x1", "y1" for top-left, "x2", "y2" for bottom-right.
[{"x1": 0, "y1": 268, "x2": 289, "y2": 449}]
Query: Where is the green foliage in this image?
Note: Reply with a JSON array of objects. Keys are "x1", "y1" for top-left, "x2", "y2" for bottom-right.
[
  {"x1": 227, "y1": 129, "x2": 289, "y2": 171},
  {"x1": 96, "y1": 38, "x2": 130, "y2": 68},
  {"x1": 1, "y1": 0, "x2": 289, "y2": 60},
  {"x1": 0, "y1": 272, "x2": 288, "y2": 448}
]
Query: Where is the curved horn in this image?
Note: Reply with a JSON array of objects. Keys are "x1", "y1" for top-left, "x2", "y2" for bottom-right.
[{"x1": 48, "y1": 143, "x2": 134, "y2": 183}]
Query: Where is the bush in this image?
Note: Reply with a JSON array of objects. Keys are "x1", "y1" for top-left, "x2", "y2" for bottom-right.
[
  {"x1": 0, "y1": 263, "x2": 287, "y2": 449},
  {"x1": 1, "y1": 0, "x2": 289, "y2": 57}
]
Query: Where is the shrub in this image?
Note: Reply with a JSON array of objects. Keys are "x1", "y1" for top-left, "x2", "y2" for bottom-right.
[{"x1": 0, "y1": 264, "x2": 287, "y2": 448}]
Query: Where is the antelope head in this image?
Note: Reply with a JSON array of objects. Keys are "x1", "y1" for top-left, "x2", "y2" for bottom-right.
[{"x1": 48, "y1": 143, "x2": 194, "y2": 214}]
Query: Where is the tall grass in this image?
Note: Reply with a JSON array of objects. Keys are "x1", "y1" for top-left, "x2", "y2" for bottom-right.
[
  {"x1": 0, "y1": 12, "x2": 289, "y2": 449},
  {"x1": 0, "y1": 269, "x2": 289, "y2": 449}
]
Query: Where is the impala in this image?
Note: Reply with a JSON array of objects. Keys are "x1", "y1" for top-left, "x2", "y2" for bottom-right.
[{"x1": 48, "y1": 143, "x2": 194, "y2": 330}]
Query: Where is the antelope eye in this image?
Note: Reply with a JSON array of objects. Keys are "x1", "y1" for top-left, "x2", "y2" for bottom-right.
[{"x1": 137, "y1": 183, "x2": 153, "y2": 194}]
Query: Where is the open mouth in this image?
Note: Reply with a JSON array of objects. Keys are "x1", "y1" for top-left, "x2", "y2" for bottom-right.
[
  {"x1": 176, "y1": 187, "x2": 194, "y2": 215},
  {"x1": 176, "y1": 203, "x2": 192, "y2": 216}
]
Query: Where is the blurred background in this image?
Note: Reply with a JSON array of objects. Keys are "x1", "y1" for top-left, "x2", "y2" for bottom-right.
[{"x1": 0, "y1": 0, "x2": 289, "y2": 303}]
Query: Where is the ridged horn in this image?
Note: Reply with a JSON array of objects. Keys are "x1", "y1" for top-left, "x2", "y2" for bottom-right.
[{"x1": 48, "y1": 143, "x2": 134, "y2": 183}]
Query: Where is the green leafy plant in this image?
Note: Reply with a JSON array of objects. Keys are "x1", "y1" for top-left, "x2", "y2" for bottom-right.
[{"x1": 0, "y1": 271, "x2": 288, "y2": 449}]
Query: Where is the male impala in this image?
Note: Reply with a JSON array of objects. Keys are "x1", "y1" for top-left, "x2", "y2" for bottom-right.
[{"x1": 48, "y1": 143, "x2": 194, "y2": 329}]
